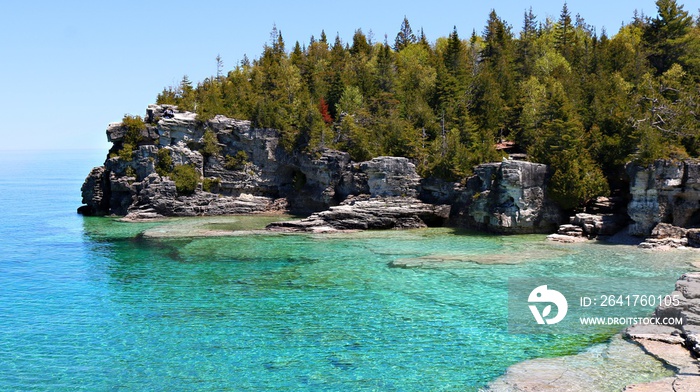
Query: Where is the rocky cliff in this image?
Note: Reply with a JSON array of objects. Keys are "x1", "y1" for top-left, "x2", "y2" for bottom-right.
[
  {"x1": 79, "y1": 104, "x2": 563, "y2": 233},
  {"x1": 419, "y1": 160, "x2": 562, "y2": 233},
  {"x1": 459, "y1": 160, "x2": 562, "y2": 233},
  {"x1": 627, "y1": 160, "x2": 700, "y2": 236},
  {"x1": 80, "y1": 104, "x2": 361, "y2": 218}
]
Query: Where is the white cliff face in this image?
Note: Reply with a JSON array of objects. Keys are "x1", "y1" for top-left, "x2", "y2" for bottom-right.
[{"x1": 627, "y1": 160, "x2": 700, "y2": 236}]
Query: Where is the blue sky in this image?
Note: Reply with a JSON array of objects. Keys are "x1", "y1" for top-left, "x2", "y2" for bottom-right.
[{"x1": 0, "y1": 0, "x2": 668, "y2": 151}]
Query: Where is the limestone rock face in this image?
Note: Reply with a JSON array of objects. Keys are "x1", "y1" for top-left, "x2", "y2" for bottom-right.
[
  {"x1": 359, "y1": 157, "x2": 420, "y2": 198},
  {"x1": 79, "y1": 105, "x2": 431, "y2": 219},
  {"x1": 106, "y1": 123, "x2": 159, "y2": 144},
  {"x1": 78, "y1": 167, "x2": 110, "y2": 216},
  {"x1": 450, "y1": 160, "x2": 562, "y2": 233},
  {"x1": 80, "y1": 105, "x2": 562, "y2": 229},
  {"x1": 125, "y1": 173, "x2": 277, "y2": 219},
  {"x1": 81, "y1": 105, "x2": 296, "y2": 218},
  {"x1": 627, "y1": 160, "x2": 700, "y2": 236},
  {"x1": 266, "y1": 196, "x2": 451, "y2": 233}
]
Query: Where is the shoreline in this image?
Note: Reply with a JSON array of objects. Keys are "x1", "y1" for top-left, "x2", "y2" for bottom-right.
[
  {"x1": 487, "y1": 271, "x2": 700, "y2": 392},
  {"x1": 86, "y1": 213, "x2": 700, "y2": 389}
]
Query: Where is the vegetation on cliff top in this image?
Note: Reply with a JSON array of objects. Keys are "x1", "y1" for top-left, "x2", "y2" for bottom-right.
[{"x1": 156, "y1": 0, "x2": 700, "y2": 209}]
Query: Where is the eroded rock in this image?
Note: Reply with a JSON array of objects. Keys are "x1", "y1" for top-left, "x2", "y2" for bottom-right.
[
  {"x1": 79, "y1": 105, "x2": 563, "y2": 230},
  {"x1": 450, "y1": 160, "x2": 563, "y2": 233},
  {"x1": 266, "y1": 196, "x2": 450, "y2": 233},
  {"x1": 627, "y1": 160, "x2": 700, "y2": 237}
]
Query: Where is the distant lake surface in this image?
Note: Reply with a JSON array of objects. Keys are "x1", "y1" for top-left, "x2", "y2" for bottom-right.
[{"x1": 0, "y1": 150, "x2": 693, "y2": 391}]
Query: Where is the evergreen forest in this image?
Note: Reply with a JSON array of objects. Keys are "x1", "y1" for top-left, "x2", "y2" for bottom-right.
[{"x1": 155, "y1": 0, "x2": 700, "y2": 210}]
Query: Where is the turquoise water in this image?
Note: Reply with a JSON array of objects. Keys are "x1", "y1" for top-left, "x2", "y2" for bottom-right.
[{"x1": 0, "y1": 150, "x2": 695, "y2": 391}]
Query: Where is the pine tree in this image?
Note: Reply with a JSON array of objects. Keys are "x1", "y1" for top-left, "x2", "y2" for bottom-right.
[
  {"x1": 216, "y1": 54, "x2": 223, "y2": 79},
  {"x1": 643, "y1": 0, "x2": 694, "y2": 74},
  {"x1": 555, "y1": 2, "x2": 576, "y2": 61},
  {"x1": 517, "y1": 8, "x2": 538, "y2": 78},
  {"x1": 394, "y1": 16, "x2": 417, "y2": 51}
]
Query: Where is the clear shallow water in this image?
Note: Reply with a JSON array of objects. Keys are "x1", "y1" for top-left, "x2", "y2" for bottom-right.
[{"x1": 0, "y1": 150, "x2": 695, "y2": 391}]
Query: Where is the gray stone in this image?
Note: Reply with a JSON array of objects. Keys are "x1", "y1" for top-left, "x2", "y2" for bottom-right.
[
  {"x1": 451, "y1": 160, "x2": 563, "y2": 233},
  {"x1": 688, "y1": 229, "x2": 700, "y2": 248},
  {"x1": 570, "y1": 212, "x2": 628, "y2": 237},
  {"x1": 621, "y1": 272, "x2": 700, "y2": 390},
  {"x1": 651, "y1": 223, "x2": 689, "y2": 239},
  {"x1": 627, "y1": 272, "x2": 700, "y2": 358},
  {"x1": 78, "y1": 166, "x2": 109, "y2": 216},
  {"x1": 80, "y1": 104, "x2": 565, "y2": 231},
  {"x1": 106, "y1": 122, "x2": 159, "y2": 144},
  {"x1": 266, "y1": 196, "x2": 450, "y2": 232},
  {"x1": 627, "y1": 160, "x2": 700, "y2": 236},
  {"x1": 585, "y1": 196, "x2": 626, "y2": 214},
  {"x1": 358, "y1": 157, "x2": 420, "y2": 198}
]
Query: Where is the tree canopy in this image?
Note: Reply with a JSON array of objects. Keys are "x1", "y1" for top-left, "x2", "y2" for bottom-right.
[{"x1": 157, "y1": 1, "x2": 700, "y2": 211}]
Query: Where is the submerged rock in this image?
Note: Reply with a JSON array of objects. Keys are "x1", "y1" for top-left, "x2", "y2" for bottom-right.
[{"x1": 487, "y1": 335, "x2": 676, "y2": 392}]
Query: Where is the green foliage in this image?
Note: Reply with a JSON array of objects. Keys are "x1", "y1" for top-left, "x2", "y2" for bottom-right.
[
  {"x1": 548, "y1": 149, "x2": 610, "y2": 210},
  {"x1": 202, "y1": 177, "x2": 220, "y2": 193},
  {"x1": 200, "y1": 130, "x2": 221, "y2": 157},
  {"x1": 529, "y1": 117, "x2": 610, "y2": 210},
  {"x1": 224, "y1": 151, "x2": 249, "y2": 170},
  {"x1": 122, "y1": 114, "x2": 146, "y2": 145},
  {"x1": 152, "y1": 7, "x2": 700, "y2": 208},
  {"x1": 644, "y1": 0, "x2": 694, "y2": 74},
  {"x1": 336, "y1": 86, "x2": 364, "y2": 115},
  {"x1": 171, "y1": 164, "x2": 200, "y2": 195},
  {"x1": 156, "y1": 149, "x2": 173, "y2": 176},
  {"x1": 118, "y1": 143, "x2": 134, "y2": 161},
  {"x1": 125, "y1": 166, "x2": 136, "y2": 178}
]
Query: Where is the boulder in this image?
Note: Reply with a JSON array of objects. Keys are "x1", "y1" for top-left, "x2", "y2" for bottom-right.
[
  {"x1": 570, "y1": 212, "x2": 628, "y2": 237},
  {"x1": 651, "y1": 223, "x2": 688, "y2": 239},
  {"x1": 687, "y1": 229, "x2": 700, "y2": 248}
]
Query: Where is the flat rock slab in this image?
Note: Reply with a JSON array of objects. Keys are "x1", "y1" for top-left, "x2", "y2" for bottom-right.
[
  {"x1": 623, "y1": 377, "x2": 676, "y2": 391},
  {"x1": 625, "y1": 375, "x2": 700, "y2": 392},
  {"x1": 138, "y1": 215, "x2": 296, "y2": 238},
  {"x1": 266, "y1": 196, "x2": 450, "y2": 233},
  {"x1": 547, "y1": 233, "x2": 588, "y2": 243},
  {"x1": 486, "y1": 336, "x2": 675, "y2": 392},
  {"x1": 631, "y1": 338, "x2": 698, "y2": 371}
]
